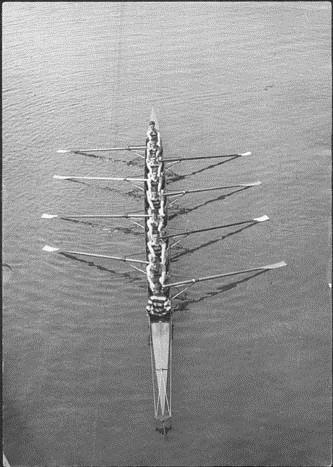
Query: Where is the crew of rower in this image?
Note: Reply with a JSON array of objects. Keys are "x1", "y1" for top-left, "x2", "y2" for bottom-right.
[{"x1": 145, "y1": 121, "x2": 170, "y2": 316}]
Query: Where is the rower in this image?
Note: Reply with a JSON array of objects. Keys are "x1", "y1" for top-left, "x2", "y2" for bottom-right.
[
  {"x1": 148, "y1": 168, "x2": 159, "y2": 184},
  {"x1": 159, "y1": 243, "x2": 168, "y2": 287},
  {"x1": 157, "y1": 193, "x2": 166, "y2": 220},
  {"x1": 160, "y1": 240, "x2": 168, "y2": 265},
  {"x1": 157, "y1": 214, "x2": 167, "y2": 235},
  {"x1": 147, "y1": 232, "x2": 162, "y2": 258},
  {"x1": 146, "y1": 256, "x2": 162, "y2": 295},
  {"x1": 147, "y1": 217, "x2": 159, "y2": 239},
  {"x1": 147, "y1": 187, "x2": 161, "y2": 212},
  {"x1": 146, "y1": 140, "x2": 158, "y2": 160}
]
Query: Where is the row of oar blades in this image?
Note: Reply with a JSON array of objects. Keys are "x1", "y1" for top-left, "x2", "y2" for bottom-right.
[{"x1": 45, "y1": 146, "x2": 286, "y2": 290}]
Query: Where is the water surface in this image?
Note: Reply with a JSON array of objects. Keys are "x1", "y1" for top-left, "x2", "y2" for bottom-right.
[{"x1": 3, "y1": 2, "x2": 331, "y2": 466}]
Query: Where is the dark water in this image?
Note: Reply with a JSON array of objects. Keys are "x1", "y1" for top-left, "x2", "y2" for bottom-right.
[{"x1": 3, "y1": 2, "x2": 331, "y2": 466}]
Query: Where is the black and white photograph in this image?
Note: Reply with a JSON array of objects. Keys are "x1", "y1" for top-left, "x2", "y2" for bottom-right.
[{"x1": 3, "y1": 2, "x2": 331, "y2": 466}]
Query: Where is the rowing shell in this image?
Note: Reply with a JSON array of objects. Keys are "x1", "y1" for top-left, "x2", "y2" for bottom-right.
[
  {"x1": 42, "y1": 107, "x2": 287, "y2": 434},
  {"x1": 144, "y1": 109, "x2": 172, "y2": 433}
]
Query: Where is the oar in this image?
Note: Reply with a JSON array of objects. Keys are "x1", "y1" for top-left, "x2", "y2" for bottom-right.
[
  {"x1": 57, "y1": 145, "x2": 146, "y2": 153},
  {"x1": 42, "y1": 213, "x2": 149, "y2": 219},
  {"x1": 42, "y1": 245, "x2": 148, "y2": 264},
  {"x1": 164, "y1": 152, "x2": 251, "y2": 163},
  {"x1": 165, "y1": 181, "x2": 261, "y2": 196},
  {"x1": 162, "y1": 261, "x2": 287, "y2": 288},
  {"x1": 163, "y1": 215, "x2": 269, "y2": 239},
  {"x1": 53, "y1": 175, "x2": 147, "y2": 182}
]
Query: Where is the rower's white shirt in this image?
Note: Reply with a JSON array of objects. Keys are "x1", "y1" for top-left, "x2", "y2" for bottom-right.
[
  {"x1": 146, "y1": 191, "x2": 158, "y2": 212},
  {"x1": 147, "y1": 223, "x2": 158, "y2": 242},
  {"x1": 147, "y1": 241, "x2": 156, "y2": 258},
  {"x1": 147, "y1": 172, "x2": 159, "y2": 185},
  {"x1": 146, "y1": 262, "x2": 161, "y2": 294},
  {"x1": 158, "y1": 193, "x2": 165, "y2": 213},
  {"x1": 147, "y1": 206, "x2": 158, "y2": 220},
  {"x1": 160, "y1": 242, "x2": 167, "y2": 264}
]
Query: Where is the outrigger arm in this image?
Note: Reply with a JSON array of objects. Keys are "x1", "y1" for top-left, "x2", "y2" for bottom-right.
[{"x1": 163, "y1": 261, "x2": 287, "y2": 288}]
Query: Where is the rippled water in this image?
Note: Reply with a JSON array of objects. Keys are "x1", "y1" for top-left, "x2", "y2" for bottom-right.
[{"x1": 3, "y1": 2, "x2": 331, "y2": 466}]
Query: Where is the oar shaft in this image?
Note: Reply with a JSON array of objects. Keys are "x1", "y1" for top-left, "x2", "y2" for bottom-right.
[{"x1": 63, "y1": 249, "x2": 148, "y2": 264}]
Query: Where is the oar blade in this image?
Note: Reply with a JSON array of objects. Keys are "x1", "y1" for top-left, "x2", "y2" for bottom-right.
[
  {"x1": 253, "y1": 215, "x2": 269, "y2": 222},
  {"x1": 263, "y1": 261, "x2": 287, "y2": 270},
  {"x1": 57, "y1": 149, "x2": 71, "y2": 154},
  {"x1": 239, "y1": 151, "x2": 252, "y2": 157},
  {"x1": 240, "y1": 181, "x2": 261, "y2": 187},
  {"x1": 42, "y1": 245, "x2": 59, "y2": 253},
  {"x1": 41, "y1": 213, "x2": 58, "y2": 219}
]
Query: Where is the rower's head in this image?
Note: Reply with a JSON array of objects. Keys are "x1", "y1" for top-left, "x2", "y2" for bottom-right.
[
  {"x1": 151, "y1": 233, "x2": 160, "y2": 244},
  {"x1": 151, "y1": 171, "x2": 158, "y2": 182},
  {"x1": 149, "y1": 120, "x2": 155, "y2": 129},
  {"x1": 148, "y1": 253, "x2": 160, "y2": 265}
]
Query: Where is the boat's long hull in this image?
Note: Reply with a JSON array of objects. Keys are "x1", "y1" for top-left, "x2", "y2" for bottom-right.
[{"x1": 145, "y1": 109, "x2": 172, "y2": 432}]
